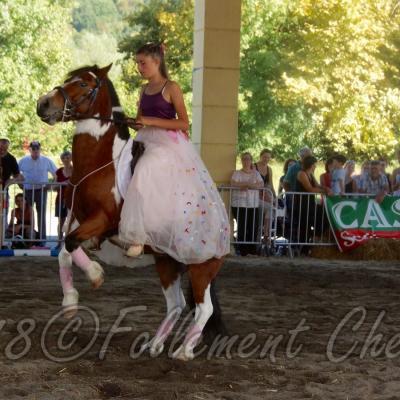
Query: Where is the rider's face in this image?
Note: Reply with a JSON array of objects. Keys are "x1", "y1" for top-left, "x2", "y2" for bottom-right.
[{"x1": 136, "y1": 54, "x2": 160, "y2": 79}]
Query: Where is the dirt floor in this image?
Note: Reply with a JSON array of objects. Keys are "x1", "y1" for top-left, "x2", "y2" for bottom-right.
[{"x1": 0, "y1": 255, "x2": 400, "y2": 400}]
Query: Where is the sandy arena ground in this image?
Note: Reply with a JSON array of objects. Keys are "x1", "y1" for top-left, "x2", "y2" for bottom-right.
[{"x1": 0, "y1": 255, "x2": 399, "y2": 399}]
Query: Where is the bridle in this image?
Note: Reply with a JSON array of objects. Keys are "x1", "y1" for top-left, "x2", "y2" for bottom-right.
[
  {"x1": 54, "y1": 71, "x2": 103, "y2": 122},
  {"x1": 56, "y1": 71, "x2": 131, "y2": 232}
]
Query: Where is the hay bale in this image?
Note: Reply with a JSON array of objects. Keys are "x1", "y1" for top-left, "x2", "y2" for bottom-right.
[{"x1": 310, "y1": 239, "x2": 400, "y2": 261}]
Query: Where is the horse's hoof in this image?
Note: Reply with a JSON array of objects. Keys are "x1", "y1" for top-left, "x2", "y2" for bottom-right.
[
  {"x1": 149, "y1": 342, "x2": 164, "y2": 358},
  {"x1": 62, "y1": 289, "x2": 79, "y2": 319},
  {"x1": 86, "y1": 261, "x2": 104, "y2": 289},
  {"x1": 126, "y1": 244, "x2": 143, "y2": 258},
  {"x1": 171, "y1": 345, "x2": 194, "y2": 361},
  {"x1": 63, "y1": 305, "x2": 78, "y2": 319},
  {"x1": 140, "y1": 340, "x2": 152, "y2": 353}
]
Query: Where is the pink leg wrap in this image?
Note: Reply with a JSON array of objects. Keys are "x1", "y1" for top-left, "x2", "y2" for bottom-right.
[
  {"x1": 59, "y1": 266, "x2": 74, "y2": 295},
  {"x1": 183, "y1": 324, "x2": 202, "y2": 346},
  {"x1": 71, "y1": 247, "x2": 91, "y2": 272},
  {"x1": 156, "y1": 318, "x2": 175, "y2": 339}
]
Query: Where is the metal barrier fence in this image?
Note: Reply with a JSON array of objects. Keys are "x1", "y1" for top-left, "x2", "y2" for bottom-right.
[
  {"x1": 1, "y1": 181, "x2": 67, "y2": 251},
  {"x1": 218, "y1": 186, "x2": 274, "y2": 256},
  {"x1": 272, "y1": 191, "x2": 335, "y2": 257},
  {"x1": 1, "y1": 182, "x2": 395, "y2": 257}
]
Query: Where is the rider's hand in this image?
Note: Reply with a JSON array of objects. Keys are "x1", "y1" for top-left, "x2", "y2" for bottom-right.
[{"x1": 125, "y1": 117, "x2": 143, "y2": 130}]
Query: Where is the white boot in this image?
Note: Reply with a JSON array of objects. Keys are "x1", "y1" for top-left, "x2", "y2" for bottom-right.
[
  {"x1": 62, "y1": 288, "x2": 79, "y2": 319},
  {"x1": 126, "y1": 244, "x2": 144, "y2": 257},
  {"x1": 85, "y1": 261, "x2": 104, "y2": 289}
]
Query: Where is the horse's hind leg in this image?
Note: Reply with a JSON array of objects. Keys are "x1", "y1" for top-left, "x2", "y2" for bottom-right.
[
  {"x1": 172, "y1": 258, "x2": 223, "y2": 361},
  {"x1": 142, "y1": 256, "x2": 186, "y2": 357}
]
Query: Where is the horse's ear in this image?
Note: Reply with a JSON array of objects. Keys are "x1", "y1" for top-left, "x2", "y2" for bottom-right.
[{"x1": 97, "y1": 63, "x2": 113, "y2": 79}]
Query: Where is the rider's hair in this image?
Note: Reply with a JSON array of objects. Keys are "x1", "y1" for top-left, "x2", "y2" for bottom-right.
[{"x1": 136, "y1": 43, "x2": 169, "y2": 79}]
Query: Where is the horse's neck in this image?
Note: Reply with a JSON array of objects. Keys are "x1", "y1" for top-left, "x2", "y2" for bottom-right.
[
  {"x1": 75, "y1": 116, "x2": 111, "y2": 140},
  {"x1": 72, "y1": 130, "x2": 116, "y2": 178}
]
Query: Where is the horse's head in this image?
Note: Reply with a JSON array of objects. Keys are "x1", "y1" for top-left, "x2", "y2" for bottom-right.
[{"x1": 37, "y1": 64, "x2": 113, "y2": 125}]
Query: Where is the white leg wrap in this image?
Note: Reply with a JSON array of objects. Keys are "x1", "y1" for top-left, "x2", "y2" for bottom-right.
[
  {"x1": 172, "y1": 285, "x2": 213, "y2": 361},
  {"x1": 86, "y1": 261, "x2": 104, "y2": 284},
  {"x1": 62, "y1": 288, "x2": 79, "y2": 308},
  {"x1": 143, "y1": 276, "x2": 185, "y2": 357},
  {"x1": 58, "y1": 246, "x2": 72, "y2": 268},
  {"x1": 126, "y1": 244, "x2": 144, "y2": 257}
]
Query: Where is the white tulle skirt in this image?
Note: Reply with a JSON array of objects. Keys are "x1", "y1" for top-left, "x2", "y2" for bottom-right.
[{"x1": 119, "y1": 127, "x2": 230, "y2": 264}]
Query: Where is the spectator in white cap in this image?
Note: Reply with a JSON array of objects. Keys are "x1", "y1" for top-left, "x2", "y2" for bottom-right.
[{"x1": 18, "y1": 141, "x2": 57, "y2": 245}]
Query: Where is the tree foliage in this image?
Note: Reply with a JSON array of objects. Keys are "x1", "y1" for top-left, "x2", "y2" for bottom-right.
[
  {"x1": 0, "y1": 0, "x2": 74, "y2": 157},
  {"x1": 72, "y1": 0, "x2": 122, "y2": 37},
  {"x1": 240, "y1": 0, "x2": 314, "y2": 158},
  {"x1": 266, "y1": 0, "x2": 400, "y2": 159},
  {"x1": 240, "y1": 0, "x2": 400, "y2": 160},
  {"x1": 2, "y1": 0, "x2": 400, "y2": 161}
]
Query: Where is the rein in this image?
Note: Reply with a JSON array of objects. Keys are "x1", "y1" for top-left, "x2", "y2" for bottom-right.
[
  {"x1": 58, "y1": 70, "x2": 131, "y2": 234},
  {"x1": 66, "y1": 139, "x2": 129, "y2": 234}
]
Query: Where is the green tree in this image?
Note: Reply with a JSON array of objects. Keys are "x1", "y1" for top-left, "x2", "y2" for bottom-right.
[
  {"x1": 72, "y1": 0, "x2": 122, "y2": 37},
  {"x1": 240, "y1": 0, "x2": 314, "y2": 158},
  {"x1": 272, "y1": 0, "x2": 400, "y2": 159},
  {"x1": 0, "y1": 0, "x2": 74, "y2": 157}
]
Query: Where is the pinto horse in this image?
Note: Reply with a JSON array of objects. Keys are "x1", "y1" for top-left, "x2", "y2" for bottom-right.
[{"x1": 36, "y1": 64, "x2": 226, "y2": 360}]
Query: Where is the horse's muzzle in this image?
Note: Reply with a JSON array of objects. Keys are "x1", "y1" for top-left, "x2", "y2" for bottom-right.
[
  {"x1": 37, "y1": 95, "x2": 59, "y2": 125},
  {"x1": 37, "y1": 97, "x2": 49, "y2": 116}
]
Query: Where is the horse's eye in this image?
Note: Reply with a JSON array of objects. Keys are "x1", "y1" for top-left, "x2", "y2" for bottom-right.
[{"x1": 80, "y1": 82, "x2": 88, "y2": 88}]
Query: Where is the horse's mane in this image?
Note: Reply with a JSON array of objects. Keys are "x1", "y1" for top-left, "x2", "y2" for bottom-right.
[
  {"x1": 66, "y1": 65, "x2": 130, "y2": 140},
  {"x1": 66, "y1": 65, "x2": 101, "y2": 81}
]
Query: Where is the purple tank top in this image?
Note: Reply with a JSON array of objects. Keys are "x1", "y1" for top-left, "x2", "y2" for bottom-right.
[{"x1": 140, "y1": 82, "x2": 176, "y2": 120}]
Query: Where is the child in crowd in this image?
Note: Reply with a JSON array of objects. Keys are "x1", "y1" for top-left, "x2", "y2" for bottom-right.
[{"x1": 331, "y1": 154, "x2": 347, "y2": 195}]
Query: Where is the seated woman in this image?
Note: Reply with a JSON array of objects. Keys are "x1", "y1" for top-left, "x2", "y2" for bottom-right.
[
  {"x1": 230, "y1": 152, "x2": 264, "y2": 256},
  {"x1": 292, "y1": 156, "x2": 332, "y2": 252},
  {"x1": 7, "y1": 193, "x2": 36, "y2": 245}
]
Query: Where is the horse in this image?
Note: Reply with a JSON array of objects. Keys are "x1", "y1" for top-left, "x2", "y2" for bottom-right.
[{"x1": 36, "y1": 64, "x2": 226, "y2": 361}]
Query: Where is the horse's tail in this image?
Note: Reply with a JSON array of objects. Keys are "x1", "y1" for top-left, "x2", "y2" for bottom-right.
[{"x1": 186, "y1": 278, "x2": 228, "y2": 346}]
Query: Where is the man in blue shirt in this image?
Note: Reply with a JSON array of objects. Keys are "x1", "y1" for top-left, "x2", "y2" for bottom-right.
[{"x1": 18, "y1": 141, "x2": 57, "y2": 245}]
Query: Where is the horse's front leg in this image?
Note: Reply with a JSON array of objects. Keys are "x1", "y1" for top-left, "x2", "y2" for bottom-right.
[
  {"x1": 59, "y1": 244, "x2": 79, "y2": 319},
  {"x1": 142, "y1": 256, "x2": 186, "y2": 357},
  {"x1": 65, "y1": 211, "x2": 110, "y2": 287},
  {"x1": 172, "y1": 258, "x2": 223, "y2": 361},
  {"x1": 58, "y1": 213, "x2": 80, "y2": 319}
]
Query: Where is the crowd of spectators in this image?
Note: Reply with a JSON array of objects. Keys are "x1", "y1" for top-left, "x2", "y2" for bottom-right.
[
  {"x1": 1, "y1": 135, "x2": 400, "y2": 254},
  {"x1": 0, "y1": 138, "x2": 71, "y2": 249},
  {"x1": 230, "y1": 146, "x2": 400, "y2": 256}
]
